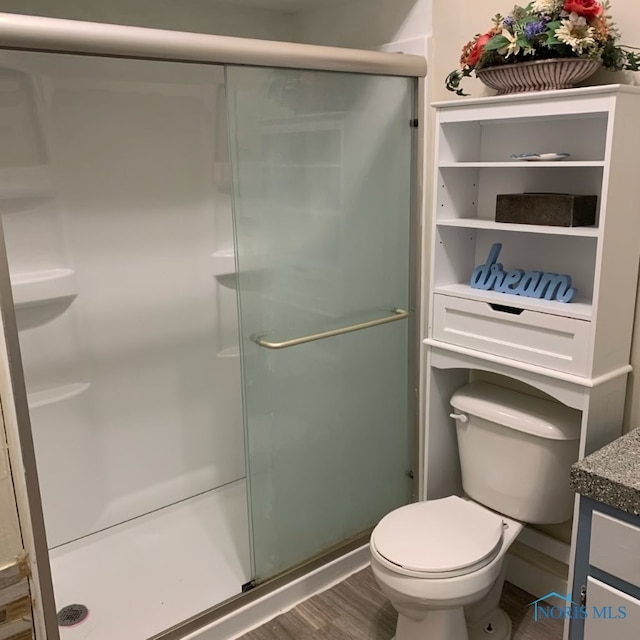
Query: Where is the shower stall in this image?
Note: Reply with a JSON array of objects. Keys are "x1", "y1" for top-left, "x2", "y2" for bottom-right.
[{"x1": 0, "y1": 13, "x2": 426, "y2": 640}]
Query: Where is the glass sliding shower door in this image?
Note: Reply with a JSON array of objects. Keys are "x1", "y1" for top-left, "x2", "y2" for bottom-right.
[
  {"x1": 0, "y1": 51, "x2": 249, "y2": 639},
  {"x1": 226, "y1": 66, "x2": 415, "y2": 581}
]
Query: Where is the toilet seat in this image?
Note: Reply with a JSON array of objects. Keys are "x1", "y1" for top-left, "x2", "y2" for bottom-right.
[{"x1": 371, "y1": 496, "x2": 505, "y2": 578}]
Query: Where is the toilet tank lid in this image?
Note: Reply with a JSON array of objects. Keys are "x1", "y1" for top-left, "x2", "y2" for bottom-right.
[{"x1": 450, "y1": 382, "x2": 581, "y2": 441}]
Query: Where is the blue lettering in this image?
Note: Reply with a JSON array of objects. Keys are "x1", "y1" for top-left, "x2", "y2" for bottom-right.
[
  {"x1": 537, "y1": 606, "x2": 552, "y2": 619},
  {"x1": 469, "y1": 244, "x2": 575, "y2": 303},
  {"x1": 513, "y1": 271, "x2": 542, "y2": 297},
  {"x1": 495, "y1": 268, "x2": 524, "y2": 293},
  {"x1": 617, "y1": 606, "x2": 627, "y2": 619},
  {"x1": 534, "y1": 273, "x2": 577, "y2": 303},
  {"x1": 486, "y1": 262, "x2": 507, "y2": 290},
  {"x1": 592, "y1": 606, "x2": 608, "y2": 619},
  {"x1": 470, "y1": 243, "x2": 503, "y2": 289}
]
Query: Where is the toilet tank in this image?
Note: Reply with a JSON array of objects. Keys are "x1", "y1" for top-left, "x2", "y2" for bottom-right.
[{"x1": 450, "y1": 382, "x2": 581, "y2": 524}]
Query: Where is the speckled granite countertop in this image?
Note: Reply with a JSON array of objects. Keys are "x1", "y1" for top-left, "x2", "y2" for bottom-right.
[{"x1": 570, "y1": 428, "x2": 640, "y2": 516}]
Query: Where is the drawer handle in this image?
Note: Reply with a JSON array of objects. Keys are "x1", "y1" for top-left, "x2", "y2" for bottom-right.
[{"x1": 488, "y1": 303, "x2": 524, "y2": 315}]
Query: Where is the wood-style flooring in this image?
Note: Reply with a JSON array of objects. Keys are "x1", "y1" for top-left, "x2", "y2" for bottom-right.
[{"x1": 238, "y1": 567, "x2": 563, "y2": 639}]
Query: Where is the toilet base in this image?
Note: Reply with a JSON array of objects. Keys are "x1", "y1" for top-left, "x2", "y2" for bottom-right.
[
  {"x1": 394, "y1": 606, "x2": 468, "y2": 640},
  {"x1": 467, "y1": 607, "x2": 512, "y2": 640},
  {"x1": 391, "y1": 607, "x2": 511, "y2": 640}
]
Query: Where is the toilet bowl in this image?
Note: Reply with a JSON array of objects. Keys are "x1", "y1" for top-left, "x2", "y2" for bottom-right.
[
  {"x1": 370, "y1": 382, "x2": 581, "y2": 640},
  {"x1": 370, "y1": 496, "x2": 523, "y2": 640}
]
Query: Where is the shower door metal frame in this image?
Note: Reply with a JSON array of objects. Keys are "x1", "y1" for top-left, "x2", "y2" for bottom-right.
[
  {"x1": 0, "y1": 12, "x2": 426, "y2": 77},
  {"x1": 0, "y1": 14, "x2": 426, "y2": 640}
]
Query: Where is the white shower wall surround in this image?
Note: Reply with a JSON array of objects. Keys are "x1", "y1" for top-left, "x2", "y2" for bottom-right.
[{"x1": 1, "y1": 52, "x2": 245, "y2": 547}]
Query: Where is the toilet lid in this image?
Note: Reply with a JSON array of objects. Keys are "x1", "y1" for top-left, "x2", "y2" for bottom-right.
[{"x1": 371, "y1": 496, "x2": 504, "y2": 574}]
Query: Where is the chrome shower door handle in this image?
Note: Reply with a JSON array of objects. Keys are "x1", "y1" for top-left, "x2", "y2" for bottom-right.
[{"x1": 251, "y1": 307, "x2": 409, "y2": 350}]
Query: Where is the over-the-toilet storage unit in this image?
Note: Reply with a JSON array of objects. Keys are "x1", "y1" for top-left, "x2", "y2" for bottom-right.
[{"x1": 423, "y1": 84, "x2": 640, "y2": 638}]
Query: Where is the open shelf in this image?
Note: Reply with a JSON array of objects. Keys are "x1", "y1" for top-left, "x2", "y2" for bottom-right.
[
  {"x1": 211, "y1": 249, "x2": 234, "y2": 259},
  {"x1": 434, "y1": 283, "x2": 592, "y2": 321},
  {"x1": 438, "y1": 109, "x2": 608, "y2": 164},
  {"x1": 11, "y1": 268, "x2": 78, "y2": 307},
  {"x1": 211, "y1": 249, "x2": 235, "y2": 276},
  {"x1": 436, "y1": 218, "x2": 599, "y2": 237},
  {"x1": 216, "y1": 346, "x2": 240, "y2": 359},
  {"x1": 438, "y1": 161, "x2": 606, "y2": 169},
  {"x1": 28, "y1": 382, "x2": 90, "y2": 410},
  {"x1": 437, "y1": 164, "x2": 604, "y2": 223}
]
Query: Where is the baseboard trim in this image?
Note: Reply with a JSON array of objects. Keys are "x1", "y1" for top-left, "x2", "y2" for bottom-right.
[
  {"x1": 518, "y1": 526, "x2": 571, "y2": 565},
  {"x1": 506, "y1": 544, "x2": 568, "y2": 600},
  {"x1": 182, "y1": 545, "x2": 370, "y2": 640}
]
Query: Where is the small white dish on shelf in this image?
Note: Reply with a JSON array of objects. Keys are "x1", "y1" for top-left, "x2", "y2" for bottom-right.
[{"x1": 510, "y1": 152, "x2": 571, "y2": 161}]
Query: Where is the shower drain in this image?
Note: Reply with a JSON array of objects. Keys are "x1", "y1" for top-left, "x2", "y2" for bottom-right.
[{"x1": 57, "y1": 604, "x2": 89, "y2": 627}]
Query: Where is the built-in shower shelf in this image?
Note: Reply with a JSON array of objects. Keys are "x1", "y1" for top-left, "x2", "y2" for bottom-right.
[
  {"x1": 0, "y1": 166, "x2": 54, "y2": 200},
  {"x1": 11, "y1": 268, "x2": 78, "y2": 307},
  {"x1": 211, "y1": 249, "x2": 237, "y2": 289},
  {"x1": 211, "y1": 249, "x2": 235, "y2": 276},
  {"x1": 28, "y1": 382, "x2": 90, "y2": 409},
  {"x1": 217, "y1": 346, "x2": 240, "y2": 359}
]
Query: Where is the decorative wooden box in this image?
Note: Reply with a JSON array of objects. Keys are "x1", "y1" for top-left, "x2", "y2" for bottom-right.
[{"x1": 495, "y1": 193, "x2": 598, "y2": 227}]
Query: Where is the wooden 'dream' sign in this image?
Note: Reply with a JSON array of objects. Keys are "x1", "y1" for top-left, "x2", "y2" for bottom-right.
[{"x1": 470, "y1": 243, "x2": 577, "y2": 303}]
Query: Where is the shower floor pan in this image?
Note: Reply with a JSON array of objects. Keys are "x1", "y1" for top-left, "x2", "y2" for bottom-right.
[{"x1": 49, "y1": 478, "x2": 250, "y2": 640}]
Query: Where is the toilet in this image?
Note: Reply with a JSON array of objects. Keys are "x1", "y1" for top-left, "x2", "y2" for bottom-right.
[{"x1": 370, "y1": 382, "x2": 581, "y2": 640}]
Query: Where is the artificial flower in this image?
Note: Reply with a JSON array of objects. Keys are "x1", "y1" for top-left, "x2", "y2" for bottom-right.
[
  {"x1": 564, "y1": 0, "x2": 603, "y2": 19},
  {"x1": 464, "y1": 33, "x2": 493, "y2": 67},
  {"x1": 445, "y1": 1, "x2": 640, "y2": 96},
  {"x1": 590, "y1": 13, "x2": 612, "y2": 43},
  {"x1": 532, "y1": 0, "x2": 564, "y2": 13},
  {"x1": 524, "y1": 20, "x2": 547, "y2": 40},
  {"x1": 555, "y1": 12, "x2": 596, "y2": 53},
  {"x1": 498, "y1": 29, "x2": 521, "y2": 58}
]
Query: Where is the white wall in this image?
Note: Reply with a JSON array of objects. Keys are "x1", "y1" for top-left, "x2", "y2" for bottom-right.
[
  {"x1": 0, "y1": 0, "x2": 296, "y2": 41},
  {"x1": 293, "y1": 0, "x2": 431, "y2": 49}
]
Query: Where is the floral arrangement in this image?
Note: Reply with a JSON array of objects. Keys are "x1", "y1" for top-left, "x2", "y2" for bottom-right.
[{"x1": 446, "y1": 0, "x2": 640, "y2": 95}]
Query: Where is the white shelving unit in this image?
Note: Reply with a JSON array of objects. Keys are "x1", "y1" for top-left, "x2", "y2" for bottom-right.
[{"x1": 423, "y1": 85, "x2": 640, "y2": 636}]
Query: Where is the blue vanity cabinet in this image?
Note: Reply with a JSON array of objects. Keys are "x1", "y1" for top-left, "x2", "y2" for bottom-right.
[{"x1": 570, "y1": 497, "x2": 640, "y2": 639}]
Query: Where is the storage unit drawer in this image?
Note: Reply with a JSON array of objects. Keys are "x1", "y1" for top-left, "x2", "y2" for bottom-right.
[
  {"x1": 432, "y1": 293, "x2": 591, "y2": 375},
  {"x1": 584, "y1": 578, "x2": 640, "y2": 640},
  {"x1": 590, "y1": 512, "x2": 640, "y2": 588}
]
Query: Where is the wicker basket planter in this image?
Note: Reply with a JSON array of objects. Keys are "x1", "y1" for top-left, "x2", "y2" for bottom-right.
[{"x1": 476, "y1": 58, "x2": 600, "y2": 94}]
